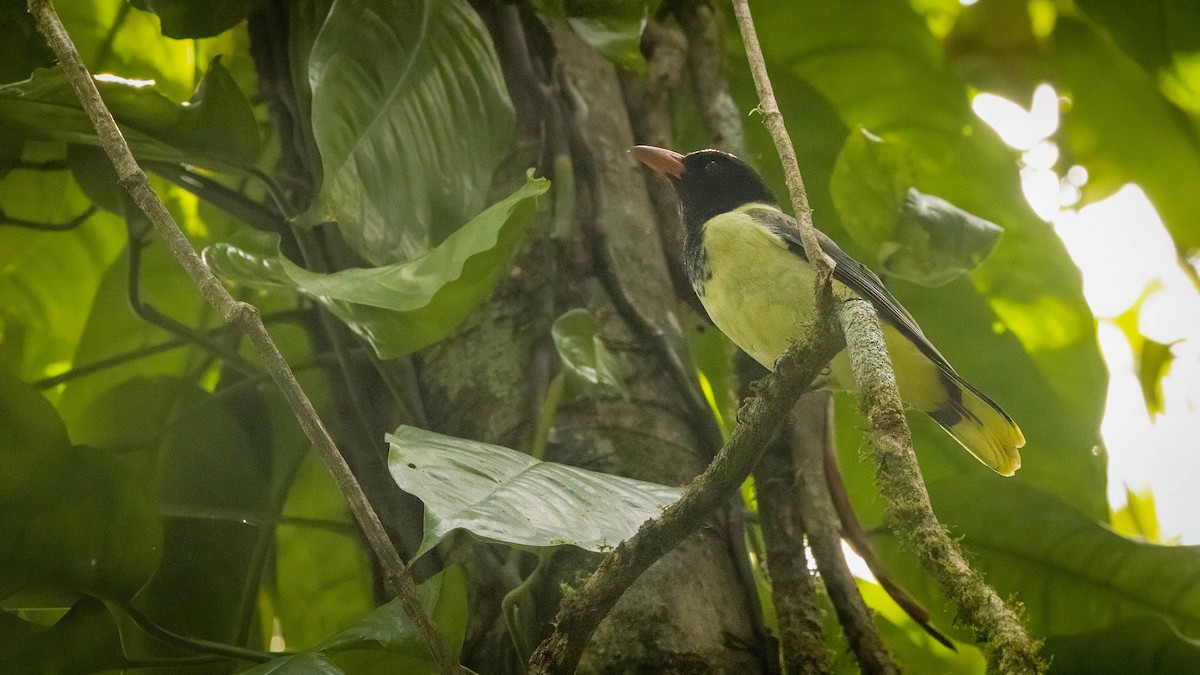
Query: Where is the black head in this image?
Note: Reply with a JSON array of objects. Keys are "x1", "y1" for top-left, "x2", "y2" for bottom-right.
[{"x1": 630, "y1": 146, "x2": 778, "y2": 233}]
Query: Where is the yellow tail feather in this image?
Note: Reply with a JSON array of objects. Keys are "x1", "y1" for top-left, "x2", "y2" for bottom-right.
[{"x1": 935, "y1": 384, "x2": 1025, "y2": 476}]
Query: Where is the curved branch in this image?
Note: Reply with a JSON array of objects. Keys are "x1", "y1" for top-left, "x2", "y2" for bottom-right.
[{"x1": 837, "y1": 295, "x2": 1044, "y2": 674}]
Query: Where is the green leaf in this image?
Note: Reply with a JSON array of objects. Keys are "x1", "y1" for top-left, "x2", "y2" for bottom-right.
[
  {"x1": 830, "y1": 127, "x2": 915, "y2": 250},
  {"x1": 0, "y1": 598, "x2": 129, "y2": 674},
  {"x1": 1073, "y1": 0, "x2": 1200, "y2": 84},
  {"x1": 1050, "y1": 18, "x2": 1200, "y2": 254},
  {"x1": 528, "y1": 0, "x2": 655, "y2": 71},
  {"x1": 831, "y1": 129, "x2": 1003, "y2": 286},
  {"x1": 206, "y1": 174, "x2": 549, "y2": 358},
  {"x1": 0, "y1": 155, "x2": 127, "y2": 382},
  {"x1": 387, "y1": 425, "x2": 683, "y2": 556},
  {"x1": 1112, "y1": 487, "x2": 1169, "y2": 544},
  {"x1": 551, "y1": 308, "x2": 624, "y2": 388},
  {"x1": 0, "y1": 1, "x2": 55, "y2": 85},
  {"x1": 753, "y1": 0, "x2": 1107, "y2": 518},
  {"x1": 0, "y1": 59, "x2": 259, "y2": 172},
  {"x1": 242, "y1": 652, "x2": 345, "y2": 675},
  {"x1": 0, "y1": 374, "x2": 162, "y2": 602},
  {"x1": 131, "y1": 0, "x2": 256, "y2": 39},
  {"x1": 1044, "y1": 614, "x2": 1200, "y2": 674},
  {"x1": 862, "y1": 460, "x2": 1200, "y2": 650},
  {"x1": 1137, "y1": 337, "x2": 1176, "y2": 418},
  {"x1": 68, "y1": 377, "x2": 271, "y2": 644},
  {"x1": 306, "y1": 0, "x2": 515, "y2": 264},
  {"x1": 882, "y1": 188, "x2": 1004, "y2": 286},
  {"x1": 854, "y1": 581, "x2": 985, "y2": 675},
  {"x1": 321, "y1": 567, "x2": 467, "y2": 656}
]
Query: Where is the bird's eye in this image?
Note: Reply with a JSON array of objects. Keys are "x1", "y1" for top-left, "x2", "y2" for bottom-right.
[{"x1": 704, "y1": 161, "x2": 716, "y2": 172}]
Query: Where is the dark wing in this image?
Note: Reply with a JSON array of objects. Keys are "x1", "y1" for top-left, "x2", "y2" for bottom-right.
[{"x1": 746, "y1": 207, "x2": 954, "y2": 373}]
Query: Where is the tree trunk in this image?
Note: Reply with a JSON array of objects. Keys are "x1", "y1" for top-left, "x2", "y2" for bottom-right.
[{"x1": 415, "y1": 7, "x2": 767, "y2": 672}]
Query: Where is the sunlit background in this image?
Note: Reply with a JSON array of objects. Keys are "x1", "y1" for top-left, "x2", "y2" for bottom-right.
[{"x1": 973, "y1": 84, "x2": 1200, "y2": 545}]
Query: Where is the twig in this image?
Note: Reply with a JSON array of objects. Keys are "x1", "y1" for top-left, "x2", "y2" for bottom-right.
[
  {"x1": 729, "y1": 0, "x2": 833, "y2": 280},
  {"x1": 118, "y1": 601, "x2": 277, "y2": 664},
  {"x1": 527, "y1": 309, "x2": 844, "y2": 674},
  {"x1": 752, "y1": 395, "x2": 829, "y2": 674},
  {"x1": 791, "y1": 392, "x2": 896, "y2": 674},
  {"x1": 836, "y1": 295, "x2": 1045, "y2": 674},
  {"x1": 25, "y1": 2, "x2": 462, "y2": 673}
]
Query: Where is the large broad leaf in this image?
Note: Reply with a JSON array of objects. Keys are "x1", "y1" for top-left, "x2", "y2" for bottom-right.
[
  {"x1": 0, "y1": 374, "x2": 161, "y2": 603},
  {"x1": 387, "y1": 425, "x2": 684, "y2": 557},
  {"x1": 306, "y1": 0, "x2": 515, "y2": 264},
  {"x1": 0, "y1": 59, "x2": 259, "y2": 172},
  {"x1": 205, "y1": 174, "x2": 549, "y2": 358},
  {"x1": 1044, "y1": 615, "x2": 1200, "y2": 674},
  {"x1": 0, "y1": 173, "x2": 125, "y2": 381},
  {"x1": 831, "y1": 128, "x2": 1003, "y2": 286},
  {"x1": 0, "y1": 598, "x2": 129, "y2": 673},
  {"x1": 839, "y1": 403, "x2": 1200, "y2": 662},
  {"x1": 130, "y1": 0, "x2": 256, "y2": 39},
  {"x1": 1049, "y1": 18, "x2": 1200, "y2": 254},
  {"x1": 1073, "y1": 0, "x2": 1200, "y2": 91},
  {"x1": 67, "y1": 376, "x2": 270, "y2": 645},
  {"x1": 750, "y1": 0, "x2": 1107, "y2": 519},
  {"x1": 241, "y1": 652, "x2": 345, "y2": 675}
]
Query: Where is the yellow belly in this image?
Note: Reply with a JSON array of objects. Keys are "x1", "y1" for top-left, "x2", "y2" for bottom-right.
[{"x1": 696, "y1": 210, "x2": 947, "y2": 412}]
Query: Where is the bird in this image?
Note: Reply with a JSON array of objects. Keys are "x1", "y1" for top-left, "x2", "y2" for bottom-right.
[{"x1": 630, "y1": 145, "x2": 1025, "y2": 475}]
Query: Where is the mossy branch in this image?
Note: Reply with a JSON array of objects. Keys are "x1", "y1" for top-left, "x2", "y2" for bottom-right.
[
  {"x1": 26, "y1": 2, "x2": 462, "y2": 673},
  {"x1": 837, "y1": 295, "x2": 1045, "y2": 674}
]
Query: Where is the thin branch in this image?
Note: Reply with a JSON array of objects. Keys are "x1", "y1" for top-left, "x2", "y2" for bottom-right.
[
  {"x1": 836, "y1": 295, "x2": 1045, "y2": 674},
  {"x1": 126, "y1": 233, "x2": 262, "y2": 378},
  {"x1": 826, "y1": 440, "x2": 954, "y2": 650},
  {"x1": 752, "y1": 395, "x2": 829, "y2": 674},
  {"x1": 528, "y1": 307, "x2": 844, "y2": 674},
  {"x1": 791, "y1": 392, "x2": 896, "y2": 674},
  {"x1": 729, "y1": 0, "x2": 833, "y2": 280},
  {"x1": 25, "y1": 3, "x2": 463, "y2": 673},
  {"x1": 118, "y1": 602, "x2": 277, "y2": 664}
]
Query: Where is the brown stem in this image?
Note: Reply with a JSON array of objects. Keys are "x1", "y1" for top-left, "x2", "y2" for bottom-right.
[
  {"x1": 836, "y1": 295, "x2": 1044, "y2": 674},
  {"x1": 752, "y1": 397, "x2": 829, "y2": 674},
  {"x1": 25, "y1": 2, "x2": 461, "y2": 672},
  {"x1": 792, "y1": 392, "x2": 897, "y2": 674}
]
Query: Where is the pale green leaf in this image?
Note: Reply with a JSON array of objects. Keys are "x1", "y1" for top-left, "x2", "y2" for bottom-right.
[
  {"x1": 551, "y1": 308, "x2": 624, "y2": 388},
  {"x1": 205, "y1": 174, "x2": 548, "y2": 358},
  {"x1": 387, "y1": 425, "x2": 683, "y2": 556},
  {"x1": 306, "y1": 0, "x2": 515, "y2": 264}
]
